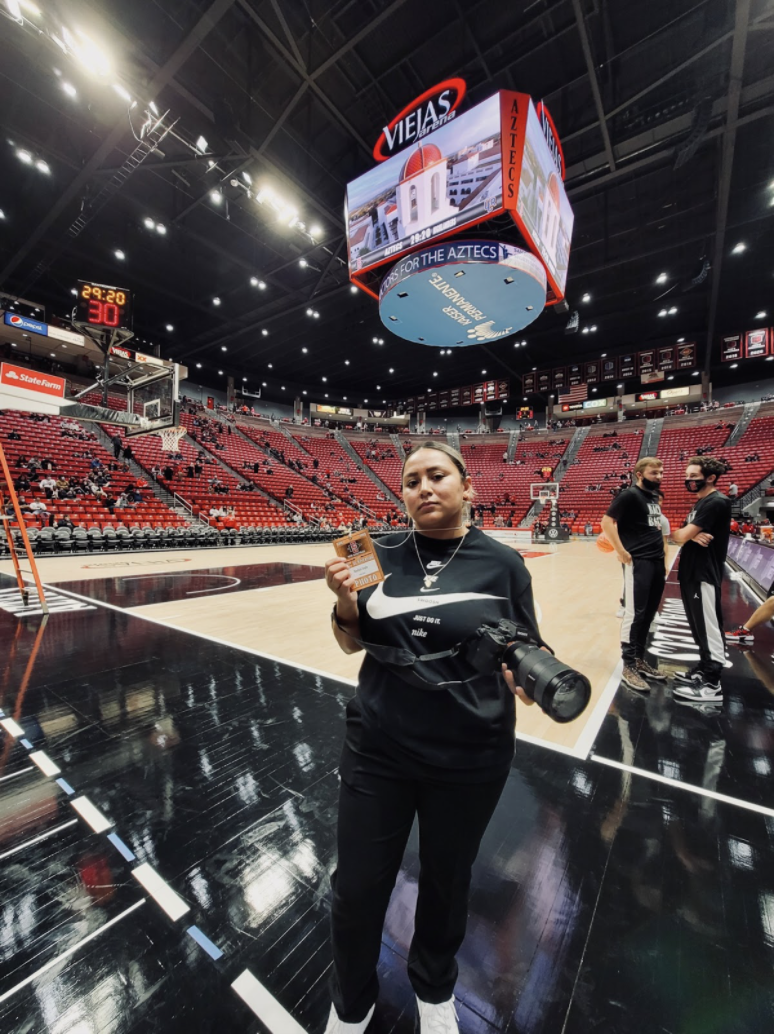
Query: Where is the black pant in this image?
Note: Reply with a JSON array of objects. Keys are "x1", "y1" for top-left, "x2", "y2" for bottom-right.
[
  {"x1": 620, "y1": 557, "x2": 665, "y2": 665},
  {"x1": 330, "y1": 737, "x2": 508, "y2": 1022},
  {"x1": 680, "y1": 578, "x2": 725, "y2": 681}
]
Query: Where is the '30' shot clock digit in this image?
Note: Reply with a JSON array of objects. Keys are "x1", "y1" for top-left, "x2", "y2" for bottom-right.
[{"x1": 75, "y1": 280, "x2": 133, "y2": 331}]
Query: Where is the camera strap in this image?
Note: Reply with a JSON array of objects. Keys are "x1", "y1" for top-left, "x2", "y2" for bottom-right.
[{"x1": 332, "y1": 606, "x2": 479, "y2": 690}]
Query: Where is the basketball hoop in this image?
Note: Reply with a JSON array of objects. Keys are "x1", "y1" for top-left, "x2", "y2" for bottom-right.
[{"x1": 155, "y1": 425, "x2": 187, "y2": 452}]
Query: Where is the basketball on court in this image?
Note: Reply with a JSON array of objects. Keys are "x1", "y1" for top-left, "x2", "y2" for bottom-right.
[{"x1": 596, "y1": 532, "x2": 615, "y2": 553}]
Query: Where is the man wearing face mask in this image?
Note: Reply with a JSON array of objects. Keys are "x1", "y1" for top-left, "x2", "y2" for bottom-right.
[
  {"x1": 671, "y1": 457, "x2": 731, "y2": 703},
  {"x1": 601, "y1": 457, "x2": 667, "y2": 692}
]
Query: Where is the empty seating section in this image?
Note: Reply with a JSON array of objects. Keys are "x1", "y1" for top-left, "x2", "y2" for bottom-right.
[
  {"x1": 291, "y1": 433, "x2": 392, "y2": 518},
  {"x1": 0, "y1": 410, "x2": 185, "y2": 532},
  {"x1": 350, "y1": 437, "x2": 406, "y2": 496},
  {"x1": 461, "y1": 436, "x2": 570, "y2": 527},
  {"x1": 185, "y1": 413, "x2": 359, "y2": 524},
  {"x1": 5, "y1": 393, "x2": 773, "y2": 553},
  {"x1": 657, "y1": 414, "x2": 774, "y2": 526},
  {"x1": 556, "y1": 430, "x2": 642, "y2": 532}
]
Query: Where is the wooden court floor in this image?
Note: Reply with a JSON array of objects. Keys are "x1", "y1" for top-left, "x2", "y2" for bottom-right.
[{"x1": 2, "y1": 538, "x2": 669, "y2": 755}]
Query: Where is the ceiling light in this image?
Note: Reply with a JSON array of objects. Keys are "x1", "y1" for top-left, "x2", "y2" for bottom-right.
[
  {"x1": 242, "y1": 377, "x2": 247, "y2": 382},
  {"x1": 376, "y1": 385, "x2": 381, "y2": 390},
  {"x1": 668, "y1": 307, "x2": 677, "y2": 315},
  {"x1": 592, "y1": 387, "x2": 597, "y2": 393},
  {"x1": 692, "y1": 370, "x2": 699, "y2": 376},
  {"x1": 350, "y1": 285, "x2": 357, "y2": 294},
  {"x1": 433, "y1": 371, "x2": 438, "y2": 377},
  {"x1": 62, "y1": 82, "x2": 77, "y2": 98},
  {"x1": 364, "y1": 398, "x2": 368, "y2": 403},
  {"x1": 313, "y1": 311, "x2": 319, "y2": 318},
  {"x1": 210, "y1": 190, "x2": 222, "y2": 204},
  {"x1": 310, "y1": 224, "x2": 322, "y2": 237},
  {"x1": 344, "y1": 360, "x2": 350, "y2": 365},
  {"x1": 212, "y1": 296, "x2": 221, "y2": 305},
  {"x1": 50, "y1": 352, "x2": 55, "y2": 357},
  {"x1": 218, "y1": 369, "x2": 223, "y2": 375},
  {"x1": 658, "y1": 308, "x2": 667, "y2": 317},
  {"x1": 221, "y1": 345, "x2": 227, "y2": 352},
  {"x1": 148, "y1": 100, "x2": 159, "y2": 115},
  {"x1": 35, "y1": 159, "x2": 50, "y2": 174},
  {"x1": 70, "y1": 288, "x2": 77, "y2": 295},
  {"x1": 114, "y1": 248, "x2": 125, "y2": 260},
  {"x1": 195, "y1": 135, "x2": 208, "y2": 153},
  {"x1": 262, "y1": 381, "x2": 267, "y2": 386},
  {"x1": 668, "y1": 375, "x2": 674, "y2": 381},
  {"x1": 299, "y1": 258, "x2": 307, "y2": 268},
  {"x1": 590, "y1": 325, "x2": 597, "y2": 332},
  {"x1": 481, "y1": 369, "x2": 487, "y2": 375},
  {"x1": 156, "y1": 223, "x2": 166, "y2": 235},
  {"x1": 617, "y1": 383, "x2": 623, "y2": 388},
  {"x1": 581, "y1": 293, "x2": 591, "y2": 302},
  {"x1": 308, "y1": 309, "x2": 314, "y2": 316},
  {"x1": 601, "y1": 353, "x2": 607, "y2": 357},
  {"x1": 4, "y1": 0, "x2": 20, "y2": 16},
  {"x1": 322, "y1": 376, "x2": 327, "y2": 382},
  {"x1": 324, "y1": 393, "x2": 328, "y2": 398},
  {"x1": 261, "y1": 329, "x2": 268, "y2": 336},
  {"x1": 730, "y1": 363, "x2": 738, "y2": 369},
  {"x1": 143, "y1": 217, "x2": 155, "y2": 229},
  {"x1": 242, "y1": 170, "x2": 252, "y2": 184},
  {"x1": 582, "y1": 327, "x2": 589, "y2": 334},
  {"x1": 677, "y1": 337, "x2": 685, "y2": 343},
  {"x1": 732, "y1": 242, "x2": 746, "y2": 254},
  {"x1": 250, "y1": 276, "x2": 259, "y2": 286},
  {"x1": 343, "y1": 396, "x2": 348, "y2": 401},
  {"x1": 389, "y1": 368, "x2": 394, "y2": 373},
  {"x1": 64, "y1": 29, "x2": 112, "y2": 78},
  {"x1": 267, "y1": 363, "x2": 273, "y2": 369},
  {"x1": 113, "y1": 83, "x2": 132, "y2": 102},
  {"x1": 755, "y1": 310, "x2": 767, "y2": 319},
  {"x1": 302, "y1": 347, "x2": 308, "y2": 354},
  {"x1": 165, "y1": 324, "x2": 174, "y2": 332},
  {"x1": 207, "y1": 160, "x2": 216, "y2": 170},
  {"x1": 302, "y1": 390, "x2": 307, "y2": 395},
  {"x1": 16, "y1": 149, "x2": 32, "y2": 164},
  {"x1": 766, "y1": 356, "x2": 774, "y2": 362},
  {"x1": 281, "y1": 386, "x2": 285, "y2": 390},
  {"x1": 656, "y1": 272, "x2": 667, "y2": 284}
]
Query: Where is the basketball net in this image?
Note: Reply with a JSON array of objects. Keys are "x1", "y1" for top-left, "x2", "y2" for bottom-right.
[{"x1": 156, "y1": 425, "x2": 186, "y2": 452}]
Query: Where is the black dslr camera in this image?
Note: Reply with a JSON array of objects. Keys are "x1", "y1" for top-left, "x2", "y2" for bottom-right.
[{"x1": 464, "y1": 620, "x2": 591, "y2": 724}]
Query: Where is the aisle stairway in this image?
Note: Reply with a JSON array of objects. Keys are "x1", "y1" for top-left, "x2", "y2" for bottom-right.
[
  {"x1": 724, "y1": 402, "x2": 761, "y2": 445},
  {"x1": 335, "y1": 431, "x2": 400, "y2": 504},
  {"x1": 639, "y1": 418, "x2": 664, "y2": 459}
]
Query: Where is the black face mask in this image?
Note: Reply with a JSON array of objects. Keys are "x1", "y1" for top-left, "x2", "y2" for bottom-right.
[
  {"x1": 640, "y1": 477, "x2": 661, "y2": 493},
  {"x1": 685, "y1": 478, "x2": 706, "y2": 493}
]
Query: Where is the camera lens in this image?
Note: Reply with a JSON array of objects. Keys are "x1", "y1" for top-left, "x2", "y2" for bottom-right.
[{"x1": 503, "y1": 643, "x2": 591, "y2": 723}]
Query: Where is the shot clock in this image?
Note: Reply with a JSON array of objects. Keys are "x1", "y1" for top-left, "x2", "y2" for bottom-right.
[{"x1": 75, "y1": 280, "x2": 133, "y2": 331}]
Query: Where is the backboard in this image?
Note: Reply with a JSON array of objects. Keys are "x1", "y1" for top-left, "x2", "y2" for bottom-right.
[{"x1": 530, "y1": 481, "x2": 559, "y2": 503}]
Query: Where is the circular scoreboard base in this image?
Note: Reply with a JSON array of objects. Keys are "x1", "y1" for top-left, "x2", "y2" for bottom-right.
[{"x1": 379, "y1": 240, "x2": 547, "y2": 347}]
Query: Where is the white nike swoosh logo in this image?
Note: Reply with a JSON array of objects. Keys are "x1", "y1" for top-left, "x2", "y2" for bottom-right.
[{"x1": 365, "y1": 575, "x2": 506, "y2": 620}]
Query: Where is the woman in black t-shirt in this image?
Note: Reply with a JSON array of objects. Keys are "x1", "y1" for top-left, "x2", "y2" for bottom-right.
[{"x1": 324, "y1": 443, "x2": 543, "y2": 1034}]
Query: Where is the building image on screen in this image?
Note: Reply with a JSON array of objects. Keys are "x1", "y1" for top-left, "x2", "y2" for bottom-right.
[
  {"x1": 516, "y1": 101, "x2": 574, "y2": 297},
  {"x1": 346, "y1": 94, "x2": 503, "y2": 274}
]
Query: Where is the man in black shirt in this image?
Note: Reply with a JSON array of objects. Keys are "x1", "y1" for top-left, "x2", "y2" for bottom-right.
[
  {"x1": 601, "y1": 457, "x2": 666, "y2": 692},
  {"x1": 671, "y1": 457, "x2": 732, "y2": 703}
]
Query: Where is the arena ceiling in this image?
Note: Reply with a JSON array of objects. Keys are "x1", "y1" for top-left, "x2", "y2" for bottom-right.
[{"x1": 1, "y1": 0, "x2": 773, "y2": 408}]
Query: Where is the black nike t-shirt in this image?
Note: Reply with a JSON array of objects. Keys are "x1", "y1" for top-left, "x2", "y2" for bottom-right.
[
  {"x1": 348, "y1": 527, "x2": 545, "y2": 781},
  {"x1": 677, "y1": 491, "x2": 732, "y2": 586},
  {"x1": 605, "y1": 486, "x2": 664, "y2": 560}
]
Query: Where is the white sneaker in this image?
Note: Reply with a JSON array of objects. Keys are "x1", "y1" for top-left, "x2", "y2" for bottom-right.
[
  {"x1": 323, "y1": 1004, "x2": 375, "y2": 1034},
  {"x1": 417, "y1": 995, "x2": 459, "y2": 1034}
]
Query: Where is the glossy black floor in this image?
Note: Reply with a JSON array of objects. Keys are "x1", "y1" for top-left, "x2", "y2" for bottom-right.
[
  {"x1": 54, "y1": 561, "x2": 324, "y2": 608},
  {"x1": 1, "y1": 569, "x2": 773, "y2": 1033},
  {"x1": 593, "y1": 568, "x2": 774, "y2": 811}
]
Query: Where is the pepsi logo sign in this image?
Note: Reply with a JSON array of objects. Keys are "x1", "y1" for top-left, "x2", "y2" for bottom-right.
[{"x1": 373, "y1": 79, "x2": 466, "y2": 162}]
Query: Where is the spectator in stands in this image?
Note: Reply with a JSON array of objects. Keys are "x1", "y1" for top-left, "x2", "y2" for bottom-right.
[
  {"x1": 728, "y1": 482, "x2": 738, "y2": 499},
  {"x1": 104, "y1": 493, "x2": 117, "y2": 515},
  {"x1": 39, "y1": 474, "x2": 57, "y2": 499},
  {"x1": 111, "y1": 433, "x2": 122, "y2": 458},
  {"x1": 13, "y1": 472, "x2": 31, "y2": 492},
  {"x1": 55, "y1": 475, "x2": 69, "y2": 496},
  {"x1": 163, "y1": 463, "x2": 174, "y2": 481},
  {"x1": 40, "y1": 456, "x2": 56, "y2": 471},
  {"x1": 123, "y1": 442, "x2": 134, "y2": 461},
  {"x1": 7, "y1": 428, "x2": 21, "y2": 440},
  {"x1": 29, "y1": 498, "x2": 48, "y2": 516},
  {"x1": 56, "y1": 515, "x2": 75, "y2": 531}
]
